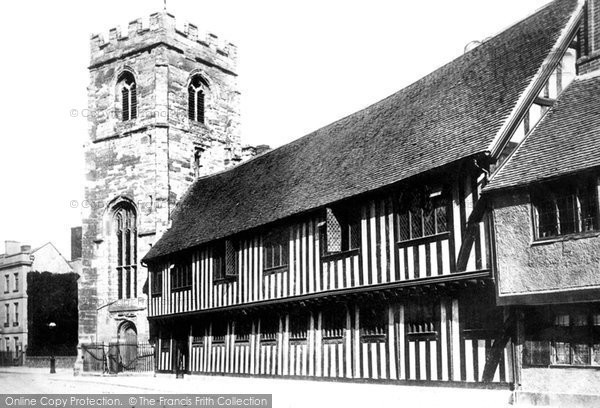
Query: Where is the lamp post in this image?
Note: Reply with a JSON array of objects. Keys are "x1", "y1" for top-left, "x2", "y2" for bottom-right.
[{"x1": 48, "y1": 322, "x2": 56, "y2": 374}]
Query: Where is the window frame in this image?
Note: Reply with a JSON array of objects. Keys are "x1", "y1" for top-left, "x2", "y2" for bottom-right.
[
  {"x1": 13, "y1": 273, "x2": 18, "y2": 292},
  {"x1": 321, "y1": 205, "x2": 362, "y2": 257},
  {"x1": 396, "y1": 186, "x2": 450, "y2": 243},
  {"x1": 150, "y1": 270, "x2": 163, "y2": 296},
  {"x1": 531, "y1": 174, "x2": 600, "y2": 241},
  {"x1": 360, "y1": 306, "x2": 387, "y2": 341},
  {"x1": 117, "y1": 71, "x2": 137, "y2": 122},
  {"x1": 4, "y1": 304, "x2": 9, "y2": 328},
  {"x1": 12, "y1": 303, "x2": 18, "y2": 327},
  {"x1": 114, "y1": 203, "x2": 137, "y2": 300},
  {"x1": 322, "y1": 307, "x2": 347, "y2": 341},
  {"x1": 213, "y1": 240, "x2": 238, "y2": 282},
  {"x1": 170, "y1": 256, "x2": 192, "y2": 292},
  {"x1": 263, "y1": 227, "x2": 289, "y2": 272},
  {"x1": 188, "y1": 75, "x2": 209, "y2": 124}
]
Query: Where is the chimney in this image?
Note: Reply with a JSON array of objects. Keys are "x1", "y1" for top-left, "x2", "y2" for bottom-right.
[
  {"x1": 20, "y1": 245, "x2": 31, "y2": 253},
  {"x1": 71, "y1": 226, "x2": 83, "y2": 261},
  {"x1": 5, "y1": 241, "x2": 21, "y2": 255},
  {"x1": 578, "y1": 0, "x2": 600, "y2": 75}
]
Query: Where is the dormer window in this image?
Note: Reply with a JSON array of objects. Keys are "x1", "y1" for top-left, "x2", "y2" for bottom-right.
[
  {"x1": 188, "y1": 75, "x2": 209, "y2": 123},
  {"x1": 117, "y1": 71, "x2": 137, "y2": 122}
]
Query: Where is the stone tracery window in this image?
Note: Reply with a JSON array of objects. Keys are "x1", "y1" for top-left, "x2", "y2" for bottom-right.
[{"x1": 114, "y1": 202, "x2": 137, "y2": 299}]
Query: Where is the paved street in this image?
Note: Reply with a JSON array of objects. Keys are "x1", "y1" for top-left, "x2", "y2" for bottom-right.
[{"x1": 0, "y1": 367, "x2": 514, "y2": 408}]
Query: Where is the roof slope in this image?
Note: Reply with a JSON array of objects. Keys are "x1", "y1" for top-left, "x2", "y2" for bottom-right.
[
  {"x1": 486, "y1": 74, "x2": 600, "y2": 192},
  {"x1": 144, "y1": 0, "x2": 580, "y2": 262}
]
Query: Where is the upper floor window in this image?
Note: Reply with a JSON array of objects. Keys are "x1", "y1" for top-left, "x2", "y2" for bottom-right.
[
  {"x1": 188, "y1": 75, "x2": 209, "y2": 123},
  {"x1": 213, "y1": 240, "x2": 237, "y2": 281},
  {"x1": 263, "y1": 227, "x2": 289, "y2": 271},
  {"x1": 114, "y1": 202, "x2": 137, "y2": 299},
  {"x1": 532, "y1": 175, "x2": 599, "y2": 240},
  {"x1": 13, "y1": 303, "x2": 18, "y2": 327},
  {"x1": 322, "y1": 206, "x2": 361, "y2": 255},
  {"x1": 13, "y1": 273, "x2": 18, "y2": 292},
  {"x1": 117, "y1": 71, "x2": 137, "y2": 121},
  {"x1": 151, "y1": 270, "x2": 163, "y2": 296},
  {"x1": 4, "y1": 304, "x2": 9, "y2": 328},
  {"x1": 397, "y1": 187, "x2": 449, "y2": 242},
  {"x1": 3, "y1": 275, "x2": 8, "y2": 294},
  {"x1": 171, "y1": 256, "x2": 192, "y2": 291}
]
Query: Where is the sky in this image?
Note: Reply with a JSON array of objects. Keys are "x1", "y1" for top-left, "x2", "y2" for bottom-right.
[{"x1": 0, "y1": 0, "x2": 550, "y2": 259}]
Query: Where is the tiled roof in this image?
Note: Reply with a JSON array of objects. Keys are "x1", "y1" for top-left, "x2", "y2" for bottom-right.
[
  {"x1": 485, "y1": 73, "x2": 600, "y2": 192},
  {"x1": 144, "y1": 0, "x2": 580, "y2": 262}
]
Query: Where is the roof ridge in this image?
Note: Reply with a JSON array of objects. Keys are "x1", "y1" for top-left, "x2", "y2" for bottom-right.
[{"x1": 187, "y1": 0, "x2": 572, "y2": 185}]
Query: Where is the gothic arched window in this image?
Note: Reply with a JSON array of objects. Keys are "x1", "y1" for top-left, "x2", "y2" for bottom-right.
[
  {"x1": 114, "y1": 203, "x2": 137, "y2": 299},
  {"x1": 117, "y1": 71, "x2": 137, "y2": 121},
  {"x1": 188, "y1": 75, "x2": 209, "y2": 123}
]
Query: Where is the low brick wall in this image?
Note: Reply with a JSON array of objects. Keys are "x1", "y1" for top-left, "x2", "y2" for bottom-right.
[{"x1": 25, "y1": 356, "x2": 77, "y2": 369}]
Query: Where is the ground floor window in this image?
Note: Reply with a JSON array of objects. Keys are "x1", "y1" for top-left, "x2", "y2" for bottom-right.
[{"x1": 523, "y1": 305, "x2": 600, "y2": 367}]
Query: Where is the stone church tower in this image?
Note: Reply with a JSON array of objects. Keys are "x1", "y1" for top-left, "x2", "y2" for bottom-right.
[{"x1": 79, "y1": 11, "x2": 243, "y2": 345}]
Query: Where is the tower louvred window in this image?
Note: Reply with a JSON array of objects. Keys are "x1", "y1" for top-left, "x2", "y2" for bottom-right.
[
  {"x1": 188, "y1": 75, "x2": 208, "y2": 123},
  {"x1": 117, "y1": 71, "x2": 137, "y2": 122}
]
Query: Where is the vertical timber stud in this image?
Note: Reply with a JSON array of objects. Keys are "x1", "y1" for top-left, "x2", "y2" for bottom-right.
[
  {"x1": 277, "y1": 316, "x2": 283, "y2": 375},
  {"x1": 308, "y1": 312, "x2": 315, "y2": 376},
  {"x1": 388, "y1": 306, "x2": 397, "y2": 380},
  {"x1": 345, "y1": 307, "x2": 352, "y2": 378},
  {"x1": 189, "y1": 324, "x2": 193, "y2": 373},
  {"x1": 354, "y1": 306, "x2": 361, "y2": 378},
  {"x1": 451, "y1": 299, "x2": 462, "y2": 381},
  {"x1": 515, "y1": 309, "x2": 525, "y2": 389},
  {"x1": 397, "y1": 304, "x2": 406, "y2": 380},
  {"x1": 316, "y1": 312, "x2": 322, "y2": 377},
  {"x1": 283, "y1": 314, "x2": 289, "y2": 376}
]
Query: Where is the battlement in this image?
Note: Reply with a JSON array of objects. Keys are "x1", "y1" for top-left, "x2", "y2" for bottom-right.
[{"x1": 89, "y1": 11, "x2": 237, "y2": 68}]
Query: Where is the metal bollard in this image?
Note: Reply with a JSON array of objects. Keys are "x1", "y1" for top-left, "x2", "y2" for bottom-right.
[{"x1": 50, "y1": 356, "x2": 56, "y2": 374}]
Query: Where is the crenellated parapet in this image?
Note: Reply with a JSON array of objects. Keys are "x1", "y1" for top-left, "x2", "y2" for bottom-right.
[{"x1": 89, "y1": 11, "x2": 237, "y2": 73}]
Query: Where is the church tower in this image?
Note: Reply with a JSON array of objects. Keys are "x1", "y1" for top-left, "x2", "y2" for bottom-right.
[{"x1": 79, "y1": 11, "x2": 241, "y2": 345}]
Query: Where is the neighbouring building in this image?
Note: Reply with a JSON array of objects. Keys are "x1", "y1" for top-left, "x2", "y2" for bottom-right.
[
  {"x1": 78, "y1": 11, "x2": 263, "y2": 351},
  {"x1": 484, "y1": 26, "x2": 600, "y2": 407},
  {"x1": 0, "y1": 241, "x2": 73, "y2": 360},
  {"x1": 141, "y1": 0, "x2": 590, "y2": 399}
]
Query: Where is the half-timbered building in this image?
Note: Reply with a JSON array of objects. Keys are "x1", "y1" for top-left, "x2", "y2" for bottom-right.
[
  {"x1": 485, "y1": 39, "x2": 600, "y2": 405},
  {"x1": 142, "y1": 0, "x2": 589, "y2": 389}
]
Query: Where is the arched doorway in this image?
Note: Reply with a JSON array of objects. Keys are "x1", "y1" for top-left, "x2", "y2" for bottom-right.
[{"x1": 118, "y1": 321, "x2": 138, "y2": 371}]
